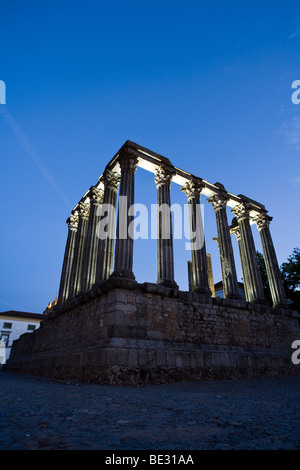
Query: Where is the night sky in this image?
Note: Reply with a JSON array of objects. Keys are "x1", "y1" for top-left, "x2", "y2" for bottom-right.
[{"x1": 1, "y1": 0, "x2": 299, "y2": 313}]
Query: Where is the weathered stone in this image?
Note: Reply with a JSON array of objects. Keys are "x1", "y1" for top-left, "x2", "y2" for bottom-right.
[
  {"x1": 7, "y1": 280, "x2": 300, "y2": 383},
  {"x1": 128, "y1": 349, "x2": 138, "y2": 366}
]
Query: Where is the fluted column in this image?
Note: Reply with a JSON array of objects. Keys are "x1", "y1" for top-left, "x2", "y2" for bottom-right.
[
  {"x1": 155, "y1": 166, "x2": 178, "y2": 288},
  {"x1": 96, "y1": 169, "x2": 120, "y2": 282},
  {"x1": 232, "y1": 202, "x2": 265, "y2": 303},
  {"x1": 208, "y1": 194, "x2": 240, "y2": 299},
  {"x1": 57, "y1": 212, "x2": 79, "y2": 305},
  {"x1": 111, "y1": 150, "x2": 138, "y2": 280},
  {"x1": 254, "y1": 213, "x2": 287, "y2": 307},
  {"x1": 68, "y1": 201, "x2": 90, "y2": 298},
  {"x1": 181, "y1": 179, "x2": 210, "y2": 294},
  {"x1": 81, "y1": 186, "x2": 104, "y2": 291},
  {"x1": 232, "y1": 227, "x2": 249, "y2": 301}
]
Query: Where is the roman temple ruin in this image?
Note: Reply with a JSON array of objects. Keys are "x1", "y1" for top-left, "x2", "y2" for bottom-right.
[{"x1": 6, "y1": 141, "x2": 300, "y2": 383}]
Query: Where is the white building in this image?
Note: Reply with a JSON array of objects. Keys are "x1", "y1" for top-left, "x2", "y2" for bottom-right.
[{"x1": 0, "y1": 311, "x2": 43, "y2": 366}]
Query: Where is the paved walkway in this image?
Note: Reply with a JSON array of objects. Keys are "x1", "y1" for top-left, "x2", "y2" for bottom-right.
[{"x1": 1, "y1": 371, "x2": 300, "y2": 450}]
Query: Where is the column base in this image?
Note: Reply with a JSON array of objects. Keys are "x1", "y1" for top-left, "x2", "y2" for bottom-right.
[
  {"x1": 272, "y1": 302, "x2": 290, "y2": 309},
  {"x1": 157, "y1": 279, "x2": 179, "y2": 289},
  {"x1": 192, "y1": 287, "x2": 212, "y2": 296},
  {"x1": 226, "y1": 293, "x2": 243, "y2": 300},
  {"x1": 110, "y1": 270, "x2": 136, "y2": 281},
  {"x1": 250, "y1": 298, "x2": 268, "y2": 305}
]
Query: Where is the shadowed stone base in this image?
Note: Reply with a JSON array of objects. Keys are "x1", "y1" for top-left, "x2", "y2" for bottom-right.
[
  {"x1": 110, "y1": 270, "x2": 136, "y2": 281},
  {"x1": 5, "y1": 279, "x2": 300, "y2": 384},
  {"x1": 5, "y1": 339, "x2": 300, "y2": 385},
  {"x1": 192, "y1": 287, "x2": 212, "y2": 296},
  {"x1": 157, "y1": 279, "x2": 179, "y2": 289}
]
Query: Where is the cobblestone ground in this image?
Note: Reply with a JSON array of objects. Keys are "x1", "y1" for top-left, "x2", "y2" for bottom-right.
[{"x1": 1, "y1": 371, "x2": 300, "y2": 450}]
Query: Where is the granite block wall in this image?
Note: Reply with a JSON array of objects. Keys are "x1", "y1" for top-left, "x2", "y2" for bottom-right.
[{"x1": 5, "y1": 279, "x2": 300, "y2": 384}]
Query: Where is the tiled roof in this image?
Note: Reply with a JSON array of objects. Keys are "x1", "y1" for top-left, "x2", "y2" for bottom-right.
[{"x1": 0, "y1": 310, "x2": 43, "y2": 320}]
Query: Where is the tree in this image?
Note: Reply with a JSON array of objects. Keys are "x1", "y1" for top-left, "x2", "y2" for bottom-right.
[{"x1": 280, "y1": 247, "x2": 300, "y2": 311}]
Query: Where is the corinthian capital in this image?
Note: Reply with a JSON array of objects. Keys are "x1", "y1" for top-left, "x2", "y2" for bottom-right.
[
  {"x1": 79, "y1": 201, "x2": 90, "y2": 219},
  {"x1": 90, "y1": 186, "x2": 104, "y2": 205},
  {"x1": 67, "y1": 212, "x2": 79, "y2": 230},
  {"x1": 181, "y1": 178, "x2": 204, "y2": 199},
  {"x1": 231, "y1": 201, "x2": 250, "y2": 221},
  {"x1": 207, "y1": 193, "x2": 228, "y2": 211},
  {"x1": 253, "y1": 213, "x2": 272, "y2": 230},
  {"x1": 103, "y1": 169, "x2": 121, "y2": 191},
  {"x1": 118, "y1": 148, "x2": 138, "y2": 171},
  {"x1": 233, "y1": 228, "x2": 241, "y2": 241},
  {"x1": 155, "y1": 166, "x2": 173, "y2": 187}
]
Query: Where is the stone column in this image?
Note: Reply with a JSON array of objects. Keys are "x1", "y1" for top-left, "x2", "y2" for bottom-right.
[
  {"x1": 181, "y1": 180, "x2": 210, "y2": 294},
  {"x1": 232, "y1": 227, "x2": 249, "y2": 302},
  {"x1": 111, "y1": 150, "x2": 138, "y2": 280},
  {"x1": 208, "y1": 194, "x2": 240, "y2": 299},
  {"x1": 96, "y1": 169, "x2": 120, "y2": 282},
  {"x1": 155, "y1": 166, "x2": 178, "y2": 288},
  {"x1": 57, "y1": 212, "x2": 79, "y2": 305},
  {"x1": 81, "y1": 186, "x2": 104, "y2": 292},
  {"x1": 254, "y1": 213, "x2": 287, "y2": 307},
  {"x1": 231, "y1": 202, "x2": 265, "y2": 303},
  {"x1": 68, "y1": 200, "x2": 90, "y2": 298},
  {"x1": 187, "y1": 260, "x2": 193, "y2": 291}
]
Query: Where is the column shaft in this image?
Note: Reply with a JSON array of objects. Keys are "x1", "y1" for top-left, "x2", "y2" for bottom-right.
[
  {"x1": 181, "y1": 180, "x2": 210, "y2": 294},
  {"x1": 155, "y1": 167, "x2": 178, "y2": 288},
  {"x1": 232, "y1": 203, "x2": 265, "y2": 303},
  {"x1": 81, "y1": 186, "x2": 104, "y2": 291},
  {"x1": 68, "y1": 201, "x2": 89, "y2": 298},
  {"x1": 96, "y1": 170, "x2": 120, "y2": 282},
  {"x1": 112, "y1": 151, "x2": 137, "y2": 280},
  {"x1": 57, "y1": 213, "x2": 79, "y2": 305},
  {"x1": 208, "y1": 194, "x2": 240, "y2": 299},
  {"x1": 255, "y1": 213, "x2": 287, "y2": 307},
  {"x1": 234, "y1": 228, "x2": 249, "y2": 301}
]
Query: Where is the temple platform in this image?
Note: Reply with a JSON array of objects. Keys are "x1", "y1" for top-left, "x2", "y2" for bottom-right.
[{"x1": 5, "y1": 278, "x2": 300, "y2": 384}]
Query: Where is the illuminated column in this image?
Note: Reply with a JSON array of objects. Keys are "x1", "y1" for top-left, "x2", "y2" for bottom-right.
[
  {"x1": 254, "y1": 213, "x2": 287, "y2": 307},
  {"x1": 155, "y1": 167, "x2": 178, "y2": 288},
  {"x1": 181, "y1": 180, "x2": 210, "y2": 294},
  {"x1": 96, "y1": 169, "x2": 120, "y2": 282},
  {"x1": 208, "y1": 194, "x2": 240, "y2": 299},
  {"x1": 68, "y1": 201, "x2": 90, "y2": 298},
  {"x1": 232, "y1": 202, "x2": 265, "y2": 303},
  {"x1": 111, "y1": 150, "x2": 138, "y2": 280},
  {"x1": 81, "y1": 186, "x2": 104, "y2": 291},
  {"x1": 232, "y1": 227, "x2": 249, "y2": 301},
  {"x1": 57, "y1": 212, "x2": 79, "y2": 305}
]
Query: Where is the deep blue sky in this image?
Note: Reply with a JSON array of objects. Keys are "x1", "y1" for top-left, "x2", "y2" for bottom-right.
[{"x1": 0, "y1": 0, "x2": 299, "y2": 313}]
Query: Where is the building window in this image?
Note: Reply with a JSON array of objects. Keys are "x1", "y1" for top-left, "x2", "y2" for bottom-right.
[
  {"x1": 27, "y1": 324, "x2": 36, "y2": 331},
  {"x1": 0, "y1": 332, "x2": 10, "y2": 346},
  {"x1": 3, "y1": 322, "x2": 12, "y2": 329}
]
